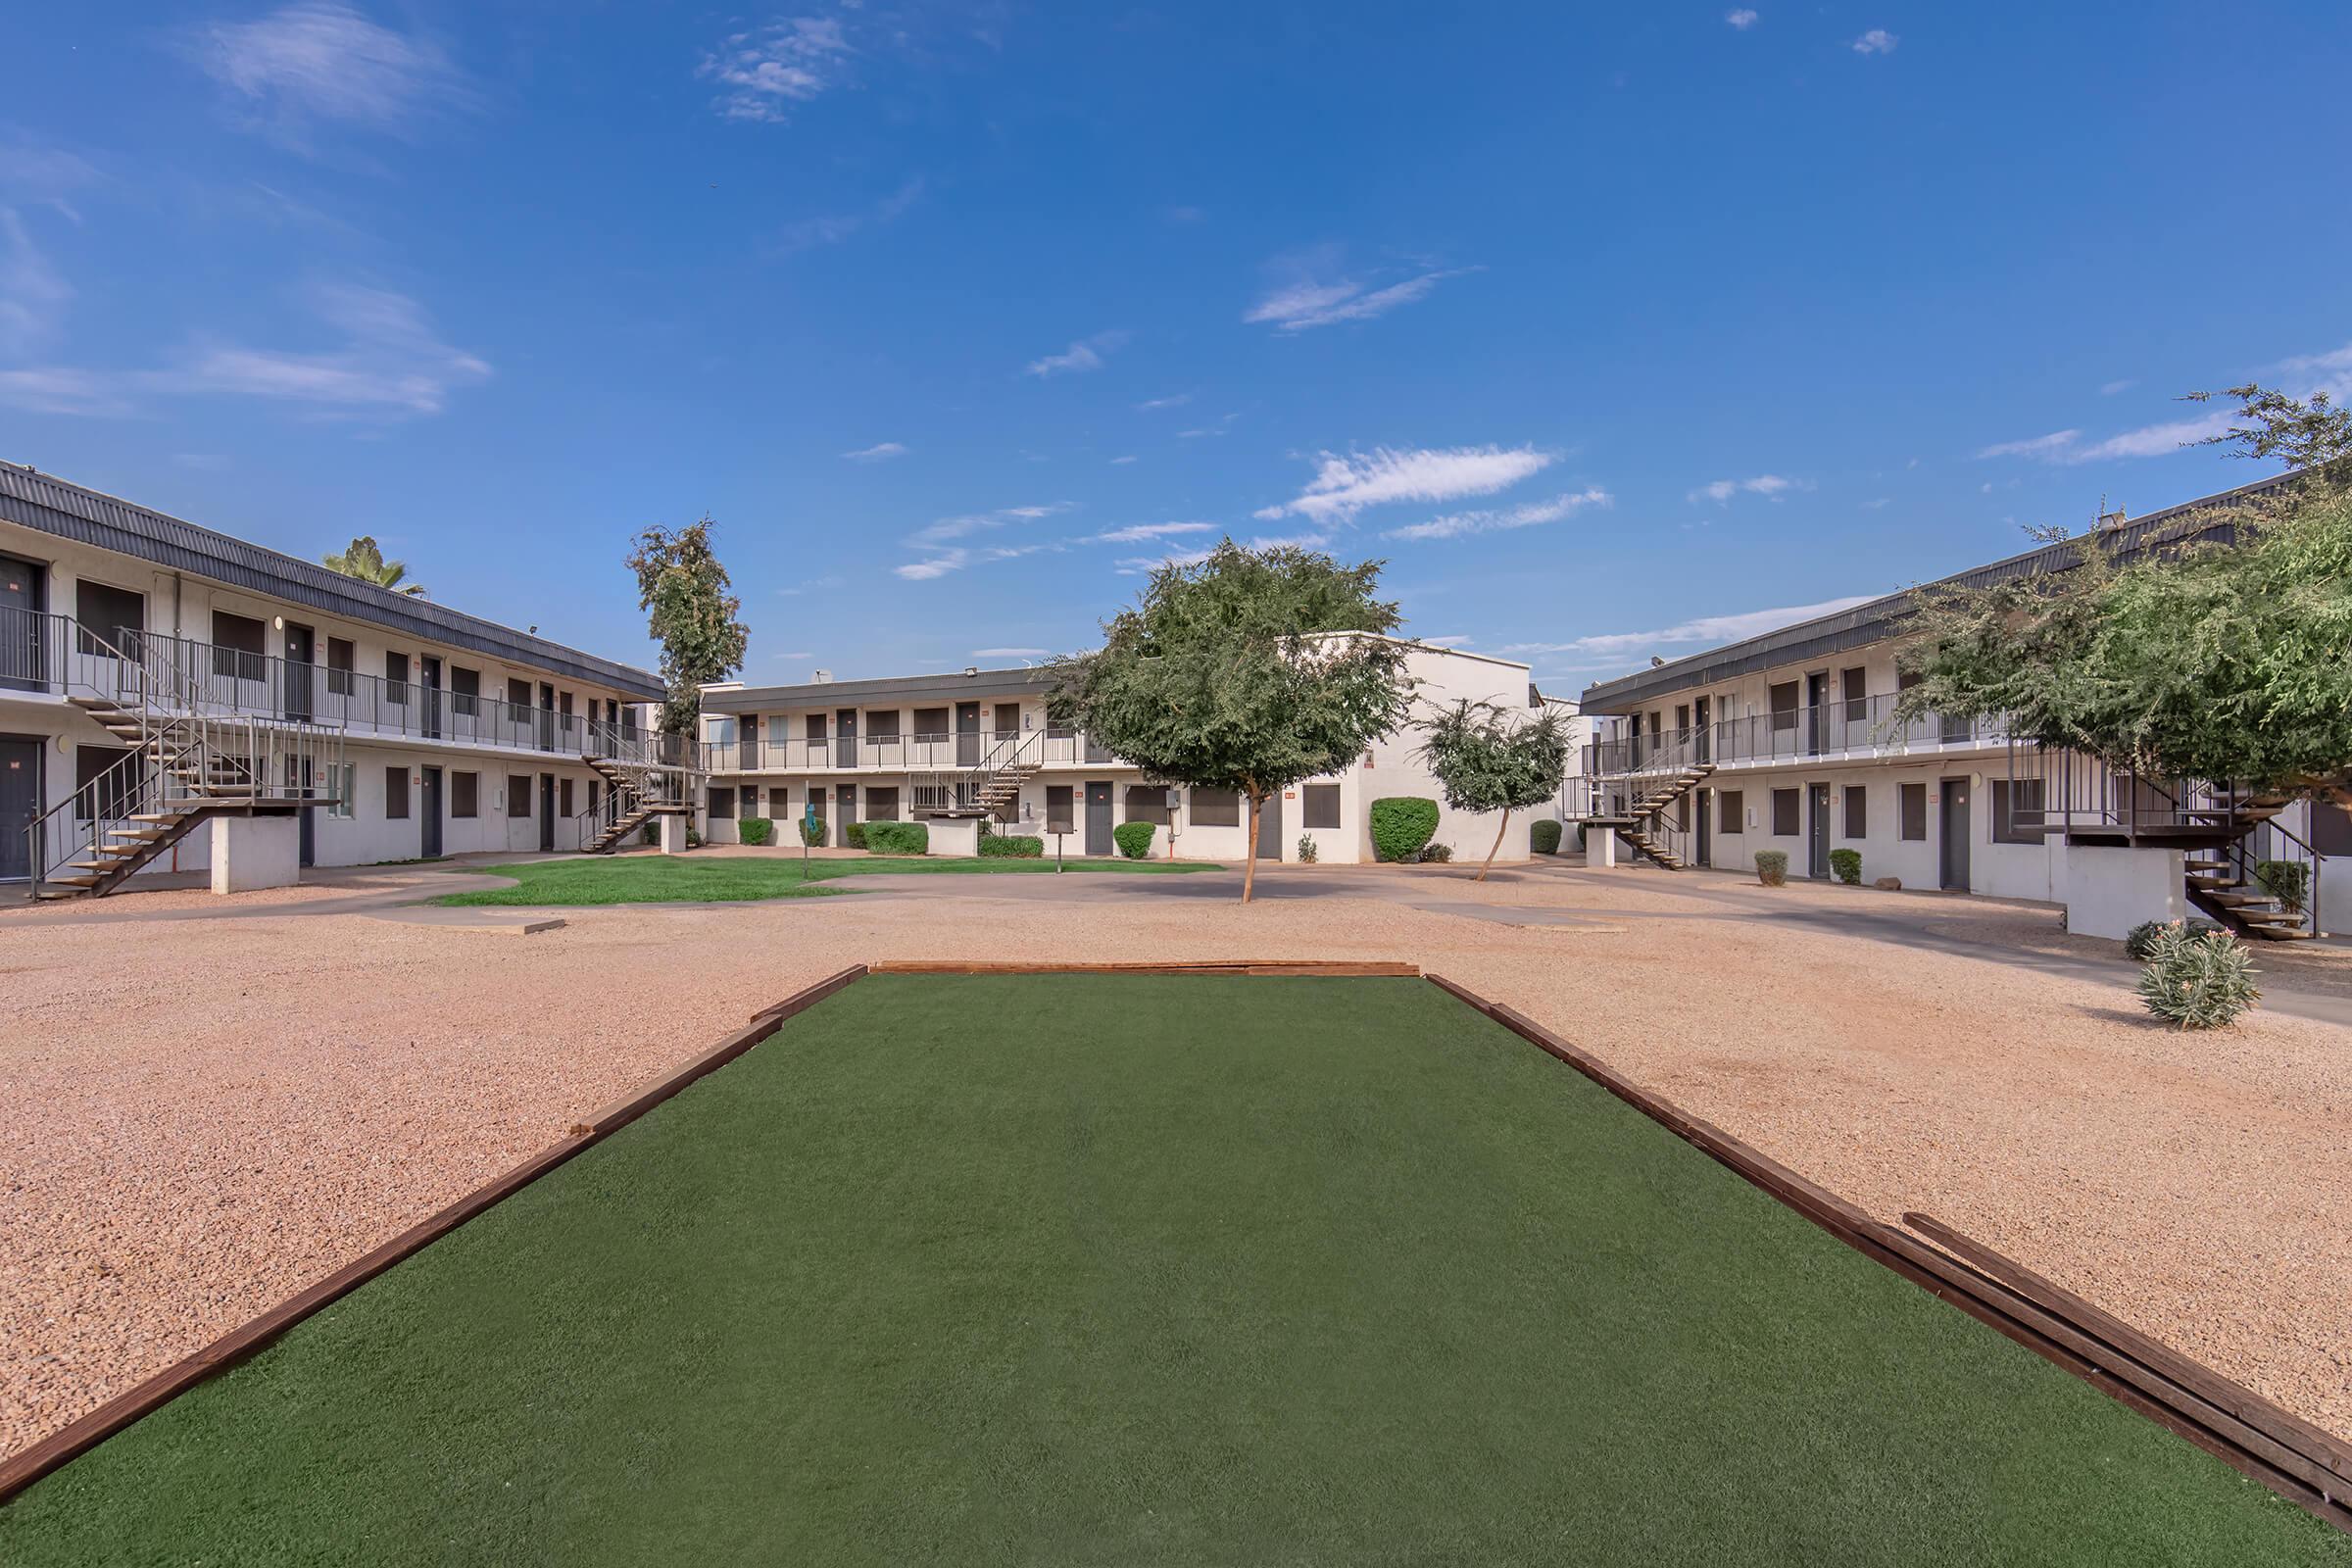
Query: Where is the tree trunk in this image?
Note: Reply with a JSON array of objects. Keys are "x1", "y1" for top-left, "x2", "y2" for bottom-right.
[
  {"x1": 1478, "y1": 808, "x2": 1512, "y2": 882},
  {"x1": 1242, "y1": 792, "x2": 1263, "y2": 903}
]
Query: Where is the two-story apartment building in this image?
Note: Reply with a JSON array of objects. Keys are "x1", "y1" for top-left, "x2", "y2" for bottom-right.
[
  {"x1": 0, "y1": 465, "x2": 682, "y2": 896},
  {"x1": 699, "y1": 639, "x2": 1574, "y2": 865},
  {"x1": 1572, "y1": 470, "x2": 2340, "y2": 941}
]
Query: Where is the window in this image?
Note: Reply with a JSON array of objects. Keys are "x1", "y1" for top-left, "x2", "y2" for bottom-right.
[
  {"x1": 508, "y1": 774, "x2": 532, "y2": 818},
  {"x1": 1718, "y1": 789, "x2": 1744, "y2": 835},
  {"x1": 805, "y1": 713, "x2": 826, "y2": 743},
  {"x1": 587, "y1": 780, "x2": 600, "y2": 817},
  {"x1": 1900, "y1": 782, "x2": 1928, "y2": 841},
  {"x1": 1843, "y1": 785, "x2": 1868, "y2": 839},
  {"x1": 452, "y1": 772, "x2": 479, "y2": 818},
  {"x1": 1191, "y1": 787, "x2": 1241, "y2": 827},
  {"x1": 864, "y1": 786, "x2": 900, "y2": 821},
  {"x1": 213, "y1": 612, "x2": 266, "y2": 680},
  {"x1": 1991, "y1": 778, "x2": 2045, "y2": 844},
  {"x1": 451, "y1": 666, "x2": 480, "y2": 716},
  {"x1": 327, "y1": 637, "x2": 355, "y2": 696},
  {"x1": 75, "y1": 580, "x2": 144, "y2": 659},
  {"x1": 384, "y1": 651, "x2": 409, "y2": 705},
  {"x1": 75, "y1": 745, "x2": 135, "y2": 822},
  {"x1": 507, "y1": 677, "x2": 532, "y2": 713},
  {"x1": 912, "y1": 706, "x2": 948, "y2": 739},
  {"x1": 328, "y1": 762, "x2": 355, "y2": 818},
  {"x1": 1046, "y1": 785, "x2": 1074, "y2": 833},
  {"x1": 562, "y1": 778, "x2": 576, "y2": 817},
  {"x1": 807, "y1": 786, "x2": 827, "y2": 822},
  {"x1": 1767, "y1": 681, "x2": 1800, "y2": 734},
  {"x1": 1124, "y1": 784, "x2": 1171, "y2": 825},
  {"x1": 866, "y1": 709, "x2": 901, "y2": 741},
  {"x1": 709, "y1": 786, "x2": 737, "y2": 819},
  {"x1": 1302, "y1": 784, "x2": 1342, "y2": 830},
  {"x1": 1842, "y1": 666, "x2": 1869, "y2": 723},
  {"x1": 385, "y1": 766, "x2": 410, "y2": 820},
  {"x1": 1770, "y1": 788, "x2": 1799, "y2": 836}
]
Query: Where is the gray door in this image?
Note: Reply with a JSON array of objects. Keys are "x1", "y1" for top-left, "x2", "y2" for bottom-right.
[
  {"x1": 1255, "y1": 791, "x2": 1283, "y2": 858},
  {"x1": 540, "y1": 775, "x2": 557, "y2": 853},
  {"x1": 1806, "y1": 784, "x2": 1831, "y2": 879},
  {"x1": 0, "y1": 737, "x2": 39, "y2": 880},
  {"x1": 2, "y1": 554, "x2": 45, "y2": 691},
  {"x1": 835, "y1": 784, "x2": 856, "y2": 848},
  {"x1": 1939, "y1": 777, "x2": 1971, "y2": 891},
  {"x1": 1695, "y1": 788, "x2": 1711, "y2": 868},
  {"x1": 282, "y1": 623, "x2": 315, "y2": 721},
  {"x1": 1805, "y1": 673, "x2": 1828, "y2": 756},
  {"x1": 956, "y1": 703, "x2": 981, "y2": 767},
  {"x1": 1084, "y1": 781, "x2": 1112, "y2": 855},
  {"x1": 420, "y1": 767, "x2": 443, "y2": 859},
  {"x1": 836, "y1": 709, "x2": 857, "y2": 769},
  {"x1": 420, "y1": 657, "x2": 443, "y2": 740},
  {"x1": 286, "y1": 756, "x2": 316, "y2": 866}
]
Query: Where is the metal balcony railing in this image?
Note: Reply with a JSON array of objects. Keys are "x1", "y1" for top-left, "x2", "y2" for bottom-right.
[
  {"x1": 1586, "y1": 694, "x2": 2011, "y2": 780},
  {"x1": 705, "y1": 726, "x2": 1111, "y2": 774}
]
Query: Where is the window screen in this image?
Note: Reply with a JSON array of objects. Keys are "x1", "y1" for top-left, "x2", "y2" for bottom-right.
[
  {"x1": 1124, "y1": 785, "x2": 1171, "y2": 825},
  {"x1": 1190, "y1": 788, "x2": 1241, "y2": 827},
  {"x1": 453, "y1": 772, "x2": 479, "y2": 818},
  {"x1": 562, "y1": 778, "x2": 576, "y2": 817},
  {"x1": 1718, "y1": 789, "x2": 1743, "y2": 834},
  {"x1": 1768, "y1": 681, "x2": 1800, "y2": 732},
  {"x1": 864, "y1": 787, "x2": 900, "y2": 821},
  {"x1": 212, "y1": 612, "x2": 266, "y2": 680},
  {"x1": 509, "y1": 774, "x2": 532, "y2": 818},
  {"x1": 1771, "y1": 788, "x2": 1799, "y2": 836},
  {"x1": 1899, "y1": 782, "x2": 1928, "y2": 841},
  {"x1": 708, "y1": 786, "x2": 737, "y2": 819},
  {"x1": 384, "y1": 651, "x2": 409, "y2": 704},
  {"x1": 75, "y1": 580, "x2": 144, "y2": 658},
  {"x1": 384, "y1": 766, "x2": 410, "y2": 819},
  {"x1": 1991, "y1": 779, "x2": 2044, "y2": 844},
  {"x1": 1302, "y1": 784, "x2": 1341, "y2": 830},
  {"x1": 1046, "y1": 785, "x2": 1074, "y2": 833},
  {"x1": 1843, "y1": 785, "x2": 1867, "y2": 840}
]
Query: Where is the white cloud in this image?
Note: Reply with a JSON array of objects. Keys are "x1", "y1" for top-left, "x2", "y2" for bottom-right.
[
  {"x1": 1115, "y1": 547, "x2": 1216, "y2": 576},
  {"x1": 1090, "y1": 521, "x2": 1215, "y2": 544},
  {"x1": 701, "y1": 17, "x2": 853, "y2": 124},
  {"x1": 2281, "y1": 341, "x2": 2352, "y2": 374},
  {"x1": 769, "y1": 651, "x2": 814, "y2": 661},
  {"x1": 769, "y1": 175, "x2": 924, "y2": 257},
  {"x1": 1977, "y1": 429, "x2": 2081, "y2": 460},
  {"x1": 971, "y1": 647, "x2": 1049, "y2": 659},
  {"x1": 0, "y1": 208, "x2": 72, "y2": 358},
  {"x1": 0, "y1": 135, "x2": 103, "y2": 208},
  {"x1": 0, "y1": 368, "x2": 128, "y2": 416},
  {"x1": 2067, "y1": 413, "x2": 2236, "y2": 463},
  {"x1": 1108, "y1": 455, "x2": 1139, "y2": 465},
  {"x1": 907, "y1": 502, "x2": 1072, "y2": 547},
  {"x1": 1421, "y1": 635, "x2": 1474, "y2": 648},
  {"x1": 1244, "y1": 262, "x2": 1478, "y2": 332},
  {"x1": 1258, "y1": 444, "x2": 1554, "y2": 524},
  {"x1": 1860, "y1": 496, "x2": 1892, "y2": 510},
  {"x1": 842, "y1": 441, "x2": 907, "y2": 462},
  {"x1": 1497, "y1": 593, "x2": 1879, "y2": 666},
  {"x1": 1176, "y1": 411, "x2": 1242, "y2": 439},
  {"x1": 183, "y1": 3, "x2": 467, "y2": 142},
  {"x1": 1725, "y1": 9, "x2": 1759, "y2": 28},
  {"x1": 1246, "y1": 530, "x2": 1333, "y2": 552},
  {"x1": 2100, "y1": 378, "x2": 2137, "y2": 396},
  {"x1": 1026, "y1": 329, "x2": 1128, "y2": 377},
  {"x1": 1687, "y1": 473, "x2": 1802, "y2": 504},
  {"x1": 1136, "y1": 392, "x2": 1191, "y2": 410},
  {"x1": 1852, "y1": 28, "x2": 1898, "y2": 55},
  {"x1": 1383, "y1": 487, "x2": 1612, "y2": 541}
]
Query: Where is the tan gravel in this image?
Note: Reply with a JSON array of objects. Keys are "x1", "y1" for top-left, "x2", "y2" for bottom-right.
[{"x1": 3, "y1": 858, "x2": 2346, "y2": 1458}]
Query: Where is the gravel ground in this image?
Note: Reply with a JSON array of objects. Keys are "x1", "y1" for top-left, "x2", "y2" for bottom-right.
[{"x1": 3, "y1": 858, "x2": 2346, "y2": 1457}]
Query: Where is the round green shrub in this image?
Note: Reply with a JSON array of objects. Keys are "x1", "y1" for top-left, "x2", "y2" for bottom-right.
[
  {"x1": 738, "y1": 816, "x2": 773, "y2": 847},
  {"x1": 2123, "y1": 917, "x2": 2224, "y2": 960},
  {"x1": 1112, "y1": 820, "x2": 1156, "y2": 859},
  {"x1": 978, "y1": 833, "x2": 1043, "y2": 858},
  {"x1": 1530, "y1": 819, "x2": 1563, "y2": 856},
  {"x1": 1370, "y1": 797, "x2": 1440, "y2": 862},
  {"x1": 843, "y1": 821, "x2": 867, "y2": 850},
  {"x1": 861, "y1": 820, "x2": 929, "y2": 855},
  {"x1": 2136, "y1": 922, "x2": 2261, "y2": 1029},
  {"x1": 1417, "y1": 842, "x2": 1452, "y2": 863},
  {"x1": 1828, "y1": 847, "x2": 1861, "y2": 885},
  {"x1": 798, "y1": 815, "x2": 825, "y2": 848},
  {"x1": 2254, "y1": 858, "x2": 2310, "y2": 914},
  {"x1": 1754, "y1": 849, "x2": 1788, "y2": 887}
]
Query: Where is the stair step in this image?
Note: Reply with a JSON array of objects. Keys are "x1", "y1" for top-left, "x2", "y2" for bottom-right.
[{"x1": 40, "y1": 872, "x2": 103, "y2": 887}]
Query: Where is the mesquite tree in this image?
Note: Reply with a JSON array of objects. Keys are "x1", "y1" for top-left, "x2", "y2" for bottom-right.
[
  {"x1": 626, "y1": 516, "x2": 750, "y2": 737},
  {"x1": 1052, "y1": 540, "x2": 1414, "y2": 903},
  {"x1": 1411, "y1": 700, "x2": 1575, "y2": 881}
]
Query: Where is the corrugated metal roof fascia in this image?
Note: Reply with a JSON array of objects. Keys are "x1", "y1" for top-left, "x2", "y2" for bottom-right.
[
  {"x1": 710, "y1": 667, "x2": 1057, "y2": 710},
  {"x1": 1577, "y1": 469, "x2": 2293, "y2": 712},
  {"x1": 0, "y1": 466, "x2": 662, "y2": 700}
]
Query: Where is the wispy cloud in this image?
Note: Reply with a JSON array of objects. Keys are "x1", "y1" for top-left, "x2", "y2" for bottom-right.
[
  {"x1": 1108, "y1": 455, "x2": 1139, "y2": 465},
  {"x1": 1256, "y1": 444, "x2": 1554, "y2": 524},
  {"x1": 1090, "y1": 521, "x2": 1215, "y2": 544},
  {"x1": 1977, "y1": 429, "x2": 2081, "y2": 460},
  {"x1": 1115, "y1": 547, "x2": 1216, "y2": 576},
  {"x1": 1383, "y1": 487, "x2": 1612, "y2": 542},
  {"x1": 842, "y1": 440, "x2": 907, "y2": 462},
  {"x1": 701, "y1": 17, "x2": 853, "y2": 124},
  {"x1": 1979, "y1": 415, "x2": 2240, "y2": 466},
  {"x1": 894, "y1": 542, "x2": 1052, "y2": 581},
  {"x1": 1725, "y1": 9, "x2": 1759, "y2": 28},
  {"x1": 768, "y1": 175, "x2": 925, "y2": 257},
  {"x1": 1246, "y1": 530, "x2": 1333, "y2": 552},
  {"x1": 0, "y1": 208, "x2": 72, "y2": 358},
  {"x1": 2100, "y1": 378, "x2": 2137, "y2": 396},
  {"x1": 1498, "y1": 593, "x2": 1879, "y2": 670},
  {"x1": 1176, "y1": 411, "x2": 1242, "y2": 439},
  {"x1": 971, "y1": 647, "x2": 1050, "y2": 659},
  {"x1": 908, "y1": 502, "x2": 1073, "y2": 547},
  {"x1": 1136, "y1": 392, "x2": 1191, "y2": 411},
  {"x1": 1421, "y1": 635, "x2": 1475, "y2": 649},
  {"x1": 1026, "y1": 329, "x2": 1128, "y2": 377},
  {"x1": 1688, "y1": 473, "x2": 1802, "y2": 504},
  {"x1": 1852, "y1": 28, "x2": 1898, "y2": 55},
  {"x1": 182, "y1": 3, "x2": 469, "y2": 145},
  {"x1": 1245, "y1": 250, "x2": 1478, "y2": 332}
]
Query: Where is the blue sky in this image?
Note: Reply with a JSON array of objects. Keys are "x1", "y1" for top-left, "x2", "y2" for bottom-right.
[{"x1": 5, "y1": 3, "x2": 2349, "y2": 695}]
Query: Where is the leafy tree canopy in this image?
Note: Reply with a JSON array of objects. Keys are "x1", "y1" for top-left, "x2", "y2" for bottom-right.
[
  {"x1": 322, "y1": 536, "x2": 424, "y2": 598},
  {"x1": 1412, "y1": 699, "x2": 1575, "y2": 880},
  {"x1": 1052, "y1": 540, "x2": 1414, "y2": 901},
  {"x1": 626, "y1": 516, "x2": 749, "y2": 737}
]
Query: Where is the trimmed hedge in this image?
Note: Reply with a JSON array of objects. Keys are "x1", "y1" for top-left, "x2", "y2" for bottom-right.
[
  {"x1": 861, "y1": 820, "x2": 929, "y2": 855},
  {"x1": 1828, "y1": 848, "x2": 1861, "y2": 885},
  {"x1": 844, "y1": 821, "x2": 867, "y2": 850},
  {"x1": 1755, "y1": 850, "x2": 1788, "y2": 887},
  {"x1": 1530, "y1": 820, "x2": 1562, "y2": 856},
  {"x1": 798, "y1": 816, "x2": 825, "y2": 848},
  {"x1": 1112, "y1": 820, "x2": 1156, "y2": 860},
  {"x1": 1370, "y1": 797, "x2": 1440, "y2": 862},
  {"x1": 979, "y1": 833, "x2": 1044, "y2": 858}
]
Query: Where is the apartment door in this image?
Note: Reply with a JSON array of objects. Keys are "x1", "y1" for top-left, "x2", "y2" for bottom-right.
[
  {"x1": 1254, "y1": 791, "x2": 1283, "y2": 859},
  {"x1": 538, "y1": 682, "x2": 557, "y2": 752},
  {"x1": 1805, "y1": 673, "x2": 1828, "y2": 756},
  {"x1": 419, "y1": 766, "x2": 443, "y2": 860},
  {"x1": 956, "y1": 702, "x2": 981, "y2": 767},
  {"x1": 835, "y1": 709, "x2": 857, "y2": 769},
  {"x1": 540, "y1": 774, "x2": 557, "y2": 852},
  {"x1": 420, "y1": 656, "x2": 443, "y2": 739},
  {"x1": 1084, "y1": 781, "x2": 1112, "y2": 855},
  {"x1": 1695, "y1": 788, "x2": 1712, "y2": 868},
  {"x1": 1692, "y1": 696, "x2": 1711, "y2": 763},
  {"x1": 835, "y1": 784, "x2": 856, "y2": 848},
  {"x1": 0, "y1": 737, "x2": 39, "y2": 880},
  {"x1": 0, "y1": 556, "x2": 42, "y2": 693},
  {"x1": 281, "y1": 622, "x2": 315, "y2": 721},
  {"x1": 1806, "y1": 783, "x2": 1832, "y2": 879},
  {"x1": 1938, "y1": 777, "x2": 1971, "y2": 891}
]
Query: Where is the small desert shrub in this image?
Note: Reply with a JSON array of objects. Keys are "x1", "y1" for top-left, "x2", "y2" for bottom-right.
[
  {"x1": 1576, "y1": 823, "x2": 1588, "y2": 850},
  {"x1": 1112, "y1": 820, "x2": 1156, "y2": 859},
  {"x1": 1828, "y1": 848, "x2": 1861, "y2": 885},
  {"x1": 1531, "y1": 819, "x2": 1563, "y2": 856},
  {"x1": 738, "y1": 816, "x2": 773, "y2": 847},
  {"x1": 2123, "y1": 916, "x2": 2224, "y2": 960},
  {"x1": 2254, "y1": 858, "x2": 2310, "y2": 914},
  {"x1": 797, "y1": 816, "x2": 824, "y2": 848},
  {"x1": 1755, "y1": 850, "x2": 1788, "y2": 887},
  {"x1": 1369, "y1": 797, "x2": 1440, "y2": 862},
  {"x1": 861, "y1": 820, "x2": 929, "y2": 855},
  {"x1": 1418, "y1": 842, "x2": 1453, "y2": 863},
  {"x1": 686, "y1": 825, "x2": 704, "y2": 849},
  {"x1": 1296, "y1": 833, "x2": 1319, "y2": 863},
  {"x1": 844, "y1": 821, "x2": 867, "y2": 850},
  {"x1": 978, "y1": 833, "x2": 1043, "y2": 858},
  {"x1": 2135, "y1": 922, "x2": 2261, "y2": 1029}
]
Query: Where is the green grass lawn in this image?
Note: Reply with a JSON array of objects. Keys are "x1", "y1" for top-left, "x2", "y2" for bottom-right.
[
  {"x1": 430, "y1": 851, "x2": 1215, "y2": 906},
  {"x1": 7, "y1": 976, "x2": 2342, "y2": 1565}
]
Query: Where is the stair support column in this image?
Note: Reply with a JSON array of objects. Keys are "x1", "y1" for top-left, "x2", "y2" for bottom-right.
[
  {"x1": 1589, "y1": 823, "x2": 1617, "y2": 867},
  {"x1": 658, "y1": 813, "x2": 689, "y2": 856},
  {"x1": 2063, "y1": 843, "x2": 2185, "y2": 941},
  {"x1": 210, "y1": 813, "x2": 301, "y2": 895}
]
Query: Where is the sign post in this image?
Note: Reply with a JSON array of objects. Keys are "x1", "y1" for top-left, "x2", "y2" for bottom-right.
[{"x1": 802, "y1": 801, "x2": 817, "y2": 880}]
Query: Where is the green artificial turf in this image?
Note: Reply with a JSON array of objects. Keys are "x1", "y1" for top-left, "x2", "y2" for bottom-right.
[
  {"x1": 429, "y1": 852, "x2": 1214, "y2": 906},
  {"x1": 6, "y1": 976, "x2": 2343, "y2": 1566}
]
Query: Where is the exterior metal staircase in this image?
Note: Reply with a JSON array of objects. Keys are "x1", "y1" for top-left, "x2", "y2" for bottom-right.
[
  {"x1": 2179, "y1": 788, "x2": 2317, "y2": 942},
  {"x1": 33, "y1": 700, "x2": 276, "y2": 899},
  {"x1": 1615, "y1": 762, "x2": 1715, "y2": 870},
  {"x1": 577, "y1": 749, "x2": 696, "y2": 855},
  {"x1": 913, "y1": 730, "x2": 1044, "y2": 818}
]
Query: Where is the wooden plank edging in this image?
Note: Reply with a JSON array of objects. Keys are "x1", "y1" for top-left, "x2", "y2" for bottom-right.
[
  {"x1": 0, "y1": 964, "x2": 871, "y2": 1505},
  {"x1": 865, "y1": 959, "x2": 1420, "y2": 977}
]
